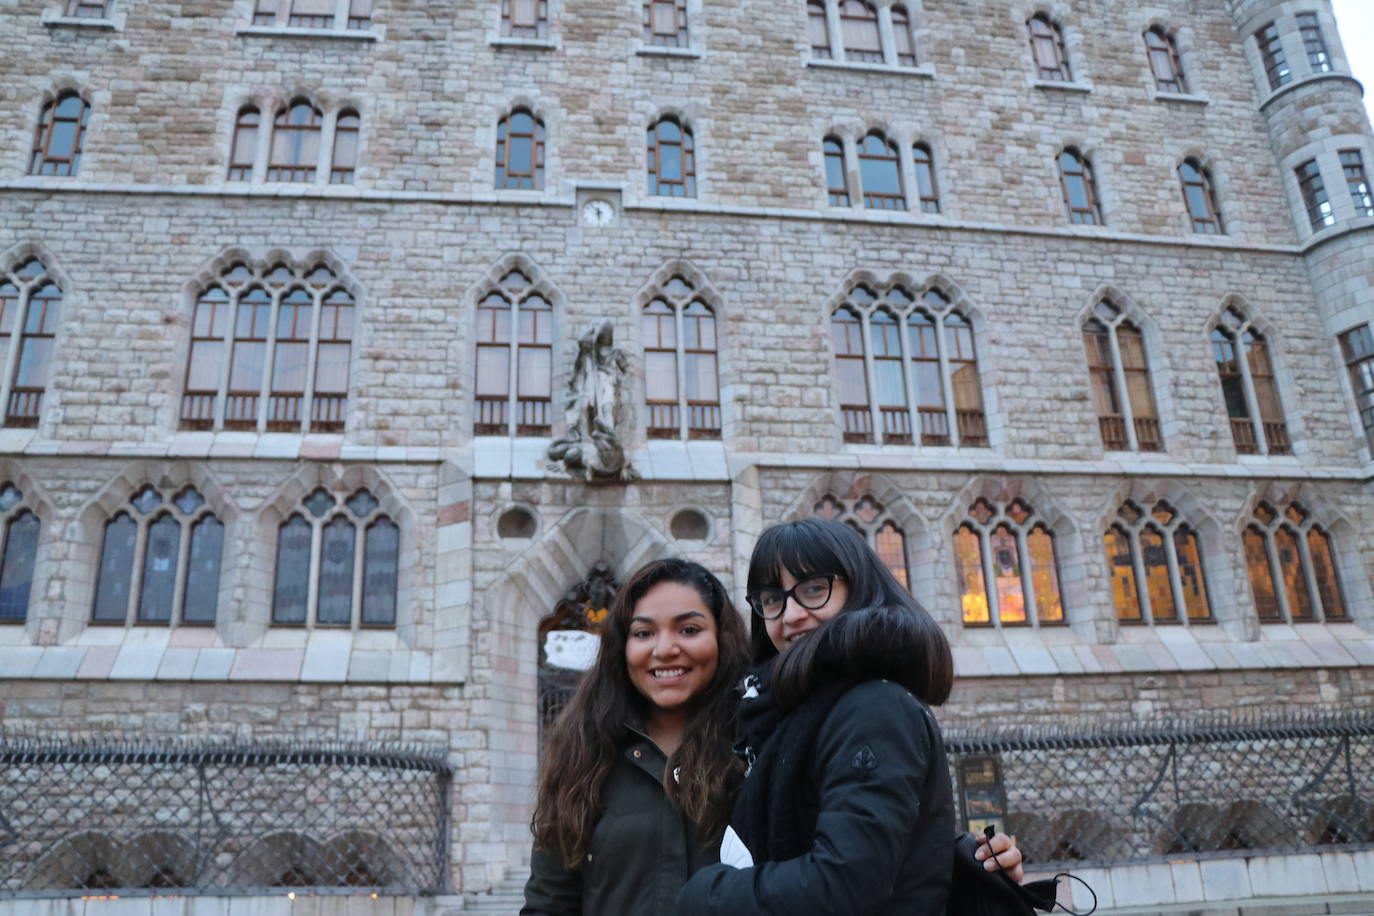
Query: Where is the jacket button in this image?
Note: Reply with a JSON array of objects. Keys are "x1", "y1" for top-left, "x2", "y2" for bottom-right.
[
  {"x1": 632, "y1": 750, "x2": 642, "y2": 758},
  {"x1": 586, "y1": 854, "x2": 593, "y2": 862}
]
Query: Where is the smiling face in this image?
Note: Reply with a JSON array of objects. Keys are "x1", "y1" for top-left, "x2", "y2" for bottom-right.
[
  {"x1": 624, "y1": 580, "x2": 721, "y2": 717},
  {"x1": 764, "y1": 568, "x2": 850, "y2": 654}
]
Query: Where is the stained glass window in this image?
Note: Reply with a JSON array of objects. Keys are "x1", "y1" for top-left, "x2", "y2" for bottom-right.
[
  {"x1": 956, "y1": 498, "x2": 1063, "y2": 627},
  {"x1": 1245, "y1": 501, "x2": 1345, "y2": 623},
  {"x1": 813, "y1": 494, "x2": 909, "y2": 590},
  {"x1": 0, "y1": 486, "x2": 39, "y2": 622},
  {"x1": 1107, "y1": 500, "x2": 1210, "y2": 624}
]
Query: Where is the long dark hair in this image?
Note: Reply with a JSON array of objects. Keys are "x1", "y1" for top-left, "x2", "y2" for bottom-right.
[
  {"x1": 532, "y1": 558, "x2": 749, "y2": 868},
  {"x1": 746, "y1": 518, "x2": 953, "y2": 707}
]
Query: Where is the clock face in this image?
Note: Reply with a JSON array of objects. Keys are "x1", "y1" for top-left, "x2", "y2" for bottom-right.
[{"x1": 582, "y1": 200, "x2": 615, "y2": 226}]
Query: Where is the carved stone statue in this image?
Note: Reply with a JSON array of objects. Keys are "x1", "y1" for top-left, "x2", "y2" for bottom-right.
[{"x1": 547, "y1": 321, "x2": 637, "y2": 481}]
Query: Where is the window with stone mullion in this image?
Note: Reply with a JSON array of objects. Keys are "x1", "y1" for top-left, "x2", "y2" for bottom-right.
[
  {"x1": 1339, "y1": 324, "x2": 1374, "y2": 450},
  {"x1": 0, "y1": 259, "x2": 63, "y2": 430},
  {"x1": 473, "y1": 271, "x2": 553, "y2": 436},
  {"x1": 0, "y1": 483, "x2": 39, "y2": 623},
  {"x1": 954, "y1": 498, "x2": 1065, "y2": 628},
  {"x1": 638, "y1": 277, "x2": 724, "y2": 441},
  {"x1": 1244, "y1": 502, "x2": 1346, "y2": 623},
  {"x1": 1082, "y1": 303, "x2": 1161, "y2": 453},
  {"x1": 1104, "y1": 501, "x2": 1212, "y2": 625},
  {"x1": 1210, "y1": 310, "x2": 1289, "y2": 455},
  {"x1": 272, "y1": 489, "x2": 397, "y2": 628},
  {"x1": 813, "y1": 494, "x2": 909, "y2": 589}
]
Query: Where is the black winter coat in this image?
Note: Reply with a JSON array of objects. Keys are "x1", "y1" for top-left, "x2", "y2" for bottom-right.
[
  {"x1": 521, "y1": 728, "x2": 720, "y2": 916},
  {"x1": 676, "y1": 679, "x2": 954, "y2": 916}
]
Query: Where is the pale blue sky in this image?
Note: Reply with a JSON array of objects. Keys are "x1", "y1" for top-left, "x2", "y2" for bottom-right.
[{"x1": 1331, "y1": 0, "x2": 1374, "y2": 130}]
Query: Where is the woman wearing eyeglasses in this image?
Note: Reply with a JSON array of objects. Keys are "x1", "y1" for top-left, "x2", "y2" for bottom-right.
[{"x1": 676, "y1": 517, "x2": 1008, "y2": 915}]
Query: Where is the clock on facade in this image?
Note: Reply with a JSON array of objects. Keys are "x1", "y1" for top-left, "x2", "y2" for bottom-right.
[{"x1": 581, "y1": 199, "x2": 616, "y2": 226}]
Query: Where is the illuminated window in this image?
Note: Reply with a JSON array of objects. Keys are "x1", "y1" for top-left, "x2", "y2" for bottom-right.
[
  {"x1": 1244, "y1": 501, "x2": 1346, "y2": 623},
  {"x1": 813, "y1": 494, "x2": 908, "y2": 589},
  {"x1": 496, "y1": 109, "x2": 545, "y2": 190},
  {"x1": 180, "y1": 260, "x2": 353, "y2": 433},
  {"x1": 830, "y1": 283, "x2": 986, "y2": 447},
  {"x1": 1105, "y1": 500, "x2": 1212, "y2": 624},
  {"x1": 474, "y1": 269, "x2": 553, "y2": 436},
  {"x1": 273, "y1": 488, "x2": 397, "y2": 628},
  {"x1": 1145, "y1": 27, "x2": 1187, "y2": 93},
  {"x1": 1083, "y1": 301, "x2": 1161, "y2": 452},
  {"x1": 92, "y1": 486, "x2": 223, "y2": 626},
  {"x1": 954, "y1": 497, "x2": 1064, "y2": 627},
  {"x1": 641, "y1": 275, "x2": 720, "y2": 440},
  {"x1": 1210, "y1": 308, "x2": 1289, "y2": 455}
]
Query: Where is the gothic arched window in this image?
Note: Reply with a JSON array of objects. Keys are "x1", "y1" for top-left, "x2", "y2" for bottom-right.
[
  {"x1": 641, "y1": 275, "x2": 720, "y2": 440},
  {"x1": 30, "y1": 92, "x2": 89, "y2": 177},
  {"x1": 0, "y1": 258, "x2": 63, "y2": 428},
  {"x1": 1058, "y1": 147, "x2": 1102, "y2": 225},
  {"x1": 814, "y1": 494, "x2": 908, "y2": 589},
  {"x1": 1028, "y1": 13, "x2": 1071, "y2": 81},
  {"x1": 831, "y1": 304, "x2": 871, "y2": 442},
  {"x1": 92, "y1": 486, "x2": 223, "y2": 626},
  {"x1": 891, "y1": 5, "x2": 917, "y2": 66},
  {"x1": 181, "y1": 260, "x2": 354, "y2": 433},
  {"x1": 0, "y1": 483, "x2": 39, "y2": 622},
  {"x1": 228, "y1": 106, "x2": 260, "y2": 181},
  {"x1": 1179, "y1": 159, "x2": 1223, "y2": 233},
  {"x1": 1210, "y1": 308, "x2": 1289, "y2": 455},
  {"x1": 496, "y1": 109, "x2": 546, "y2": 190},
  {"x1": 823, "y1": 136, "x2": 850, "y2": 206},
  {"x1": 839, "y1": 0, "x2": 882, "y2": 63},
  {"x1": 913, "y1": 143, "x2": 940, "y2": 213},
  {"x1": 1082, "y1": 301, "x2": 1161, "y2": 451},
  {"x1": 954, "y1": 497, "x2": 1064, "y2": 627},
  {"x1": 858, "y1": 131, "x2": 904, "y2": 210},
  {"x1": 330, "y1": 109, "x2": 360, "y2": 185},
  {"x1": 474, "y1": 269, "x2": 554, "y2": 436},
  {"x1": 647, "y1": 117, "x2": 696, "y2": 198},
  {"x1": 1145, "y1": 27, "x2": 1187, "y2": 93},
  {"x1": 273, "y1": 488, "x2": 398, "y2": 627},
  {"x1": 1104, "y1": 500, "x2": 1212, "y2": 625},
  {"x1": 1244, "y1": 501, "x2": 1345, "y2": 623}
]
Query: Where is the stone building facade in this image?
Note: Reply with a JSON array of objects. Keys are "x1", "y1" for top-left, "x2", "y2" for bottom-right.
[{"x1": 1, "y1": 0, "x2": 1373, "y2": 903}]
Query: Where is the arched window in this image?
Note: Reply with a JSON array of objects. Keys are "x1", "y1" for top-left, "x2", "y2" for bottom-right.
[
  {"x1": 227, "y1": 106, "x2": 260, "y2": 181},
  {"x1": 814, "y1": 494, "x2": 909, "y2": 589},
  {"x1": 1145, "y1": 28, "x2": 1187, "y2": 93},
  {"x1": 830, "y1": 284, "x2": 987, "y2": 447},
  {"x1": 273, "y1": 488, "x2": 397, "y2": 627},
  {"x1": 92, "y1": 486, "x2": 223, "y2": 626},
  {"x1": 831, "y1": 305, "x2": 871, "y2": 442},
  {"x1": 1082, "y1": 301, "x2": 1160, "y2": 451},
  {"x1": 823, "y1": 136, "x2": 850, "y2": 206},
  {"x1": 0, "y1": 483, "x2": 40, "y2": 623},
  {"x1": 858, "y1": 131, "x2": 904, "y2": 210},
  {"x1": 30, "y1": 92, "x2": 89, "y2": 177},
  {"x1": 1028, "y1": 13, "x2": 1071, "y2": 82},
  {"x1": 1178, "y1": 159, "x2": 1222, "y2": 233},
  {"x1": 268, "y1": 99, "x2": 322, "y2": 183},
  {"x1": 474, "y1": 269, "x2": 553, "y2": 436},
  {"x1": 502, "y1": 0, "x2": 548, "y2": 38},
  {"x1": 1254, "y1": 22, "x2": 1291, "y2": 89},
  {"x1": 647, "y1": 117, "x2": 696, "y2": 198},
  {"x1": 1243, "y1": 501, "x2": 1346, "y2": 623},
  {"x1": 913, "y1": 143, "x2": 940, "y2": 213},
  {"x1": 496, "y1": 109, "x2": 545, "y2": 190},
  {"x1": 839, "y1": 0, "x2": 882, "y2": 62},
  {"x1": 1058, "y1": 148, "x2": 1102, "y2": 225},
  {"x1": 1104, "y1": 500, "x2": 1212, "y2": 625},
  {"x1": 954, "y1": 497, "x2": 1064, "y2": 627},
  {"x1": 1210, "y1": 307, "x2": 1289, "y2": 455},
  {"x1": 644, "y1": 0, "x2": 688, "y2": 47},
  {"x1": 330, "y1": 109, "x2": 359, "y2": 185},
  {"x1": 0, "y1": 258, "x2": 63, "y2": 428},
  {"x1": 180, "y1": 260, "x2": 354, "y2": 434},
  {"x1": 891, "y1": 6, "x2": 917, "y2": 66},
  {"x1": 641, "y1": 275, "x2": 720, "y2": 440},
  {"x1": 808, "y1": 0, "x2": 832, "y2": 58}
]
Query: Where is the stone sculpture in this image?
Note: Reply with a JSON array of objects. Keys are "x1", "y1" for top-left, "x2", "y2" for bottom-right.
[{"x1": 547, "y1": 321, "x2": 637, "y2": 481}]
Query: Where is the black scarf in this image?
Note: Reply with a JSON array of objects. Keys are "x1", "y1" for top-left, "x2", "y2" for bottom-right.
[{"x1": 730, "y1": 667, "x2": 859, "y2": 862}]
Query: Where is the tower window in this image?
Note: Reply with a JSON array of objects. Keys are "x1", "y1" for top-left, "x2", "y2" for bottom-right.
[
  {"x1": 1255, "y1": 22, "x2": 1291, "y2": 89},
  {"x1": 1340, "y1": 150, "x2": 1374, "y2": 218},
  {"x1": 1295, "y1": 159, "x2": 1334, "y2": 230},
  {"x1": 1295, "y1": 12, "x2": 1331, "y2": 73}
]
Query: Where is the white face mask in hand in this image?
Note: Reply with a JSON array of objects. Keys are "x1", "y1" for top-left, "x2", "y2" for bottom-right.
[{"x1": 718, "y1": 825, "x2": 753, "y2": 869}]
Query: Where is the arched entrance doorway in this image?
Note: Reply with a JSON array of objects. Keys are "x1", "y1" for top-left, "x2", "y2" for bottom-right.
[{"x1": 536, "y1": 562, "x2": 619, "y2": 744}]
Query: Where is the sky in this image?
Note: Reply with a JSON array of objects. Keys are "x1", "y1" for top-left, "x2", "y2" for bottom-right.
[{"x1": 1331, "y1": 0, "x2": 1374, "y2": 129}]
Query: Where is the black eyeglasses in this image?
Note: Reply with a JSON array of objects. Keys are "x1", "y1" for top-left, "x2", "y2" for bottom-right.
[{"x1": 746, "y1": 574, "x2": 840, "y2": 620}]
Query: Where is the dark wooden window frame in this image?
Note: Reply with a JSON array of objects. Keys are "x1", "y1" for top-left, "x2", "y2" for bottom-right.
[
  {"x1": 1144, "y1": 27, "x2": 1187, "y2": 93},
  {"x1": 0, "y1": 260, "x2": 63, "y2": 429},
  {"x1": 1178, "y1": 158, "x2": 1223, "y2": 233},
  {"x1": 1210, "y1": 308, "x2": 1290, "y2": 455},
  {"x1": 823, "y1": 136, "x2": 850, "y2": 206},
  {"x1": 1340, "y1": 149, "x2": 1374, "y2": 218},
  {"x1": 1057, "y1": 147, "x2": 1102, "y2": 225},
  {"x1": 473, "y1": 270, "x2": 554, "y2": 437},
  {"x1": 1340, "y1": 323, "x2": 1374, "y2": 451},
  {"x1": 839, "y1": 0, "x2": 883, "y2": 63},
  {"x1": 1245, "y1": 501, "x2": 1347, "y2": 623},
  {"x1": 640, "y1": 278, "x2": 721, "y2": 440},
  {"x1": 65, "y1": 0, "x2": 109, "y2": 17},
  {"x1": 1082, "y1": 302, "x2": 1162, "y2": 452},
  {"x1": 913, "y1": 142, "x2": 940, "y2": 213},
  {"x1": 1255, "y1": 21, "x2": 1291, "y2": 89},
  {"x1": 647, "y1": 116, "x2": 696, "y2": 198},
  {"x1": 1295, "y1": 158, "x2": 1335, "y2": 230},
  {"x1": 954, "y1": 497, "x2": 1067, "y2": 629},
  {"x1": 502, "y1": 0, "x2": 549, "y2": 38},
  {"x1": 227, "y1": 106, "x2": 260, "y2": 181},
  {"x1": 1107, "y1": 500, "x2": 1214, "y2": 626},
  {"x1": 891, "y1": 4, "x2": 916, "y2": 66},
  {"x1": 1027, "y1": 13, "x2": 1071, "y2": 82},
  {"x1": 495, "y1": 109, "x2": 546, "y2": 190},
  {"x1": 643, "y1": 0, "x2": 688, "y2": 47},
  {"x1": 1295, "y1": 12, "x2": 1332, "y2": 73},
  {"x1": 857, "y1": 131, "x2": 905, "y2": 210},
  {"x1": 808, "y1": 0, "x2": 831, "y2": 58},
  {"x1": 330, "y1": 109, "x2": 360, "y2": 185},
  {"x1": 30, "y1": 92, "x2": 89, "y2": 178},
  {"x1": 267, "y1": 99, "x2": 323, "y2": 183}
]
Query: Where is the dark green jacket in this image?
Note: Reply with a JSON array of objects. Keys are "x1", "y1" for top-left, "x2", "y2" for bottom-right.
[{"x1": 522, "y1": 729, "x2": 720, "y2": 916}]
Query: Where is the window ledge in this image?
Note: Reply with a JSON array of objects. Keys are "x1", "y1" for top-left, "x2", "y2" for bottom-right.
[
  {"x1": 1259, "y1": 72, "x2": 1361, "y2": 111},
  {"x1": 236, "y1": 24, "x2": 377, "y2": 41},
  {"x1": 42, "y1": 14, "x2": 117, "y2": 29},
  {"x1": 636, "y1": 45, "x2": 701, "y2": 59},
  {"x1": 1152, "y1": 90, "x2": 1208, "y2": 105},
  {"x1": 806, "y1": 58, "x2": 934, "y2": 79},
  {"x1": 1033, "y1": 78, "x2": 1092, "y2": 93},
  {"x1": 489, "y1": 36, "x2": 557, "y2": 50}
]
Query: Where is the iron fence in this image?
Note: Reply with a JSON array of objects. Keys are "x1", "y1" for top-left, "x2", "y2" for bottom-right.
[
  {"x1": 947, "y1": 710, "x2": 1374, "y2": 868},
  {"x1": 0, "y1": 735, "x2": 452, "y2": 898}
]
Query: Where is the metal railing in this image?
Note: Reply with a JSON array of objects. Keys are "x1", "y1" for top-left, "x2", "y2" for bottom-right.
[
  {"x1": 0, "y1": 736, "x2": 452, "y2": 898},
  {"x1": 947, "y1": 711, "x2": 1374, "y2": 868}
]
